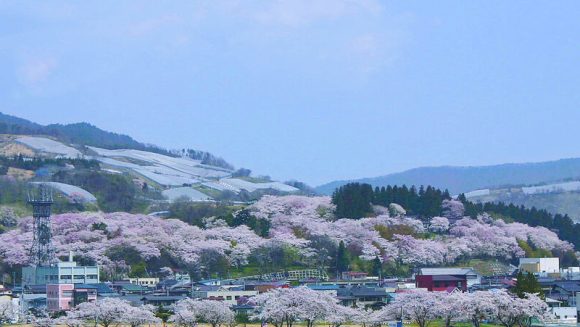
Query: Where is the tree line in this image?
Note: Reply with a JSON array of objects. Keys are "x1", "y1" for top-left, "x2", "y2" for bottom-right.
[
  {"x1": 333, "y1": 182, "x2": 580, "y2": 250},
  {"x1": 332, "y1": 183, "x2": 450, "y2": 219}
]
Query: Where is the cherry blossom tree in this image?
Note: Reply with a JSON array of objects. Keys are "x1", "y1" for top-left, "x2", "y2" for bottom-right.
[
  {"x1": 489, "y1": 290, "x2": 548, "y2": 327},
  {"x1": 0, "y1": 300, "x2": 17, "y2": 325},
  {"x1": 429, "y1": 217, "x2": 450, "y2": 233},
  {"x1": 393, "y1": 291, "x2": 439, "y2": 327},
  {"x1": 74, "y1": 297, "x2": 131, "y2": 327},
  {"x1": 388, "y1": 203, "x2": 407, "y2": 217},
  {"x1": 55, "y1": 314, "x2": 85, "y2": 327},
  {"x1": 433, "y1": 292, "x2": 467, "y2": 327},
  {"x1": 458, "y1": 291, "x2": 498, "y2": 327},
  {"x1": 171, "y1": 298, "x2": 201, "y2": 327},
  {"x1": 253, "y1": 287, "x2": 338, "y2": 327},
  {"x1": 193, "y1": 300, "x2": 235, "y2": 327},
  {"x1": 325, "y1": 304, "x2": 359, "y2": 327},
  {"x1": 121, "y1": 305, "x2": 161, "y2": 327},
  {"x1": 441, "y1": 199, "x2": 465, "y2": 221}
]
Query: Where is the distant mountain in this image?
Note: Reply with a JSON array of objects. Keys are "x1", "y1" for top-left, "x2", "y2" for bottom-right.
[
  {"x1": 316, "y1": 159, "x2": 580, "y2": 195},
  {"x1": 0, "y1": 112, "x2": 233, "y2": 169}
]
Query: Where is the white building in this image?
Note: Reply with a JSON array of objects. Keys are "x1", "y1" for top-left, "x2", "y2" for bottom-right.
[
  {"x1": 126, "y1": 277, "x2": 159, "y2": 287},
  {"x1": 548, "y1": 307, "x2": 577, "y2": 324},
  {"x1": 519, "y1": 258, "x2": 560, "y2": 276},
  {"x1": 561, "y1": 267, "x2": 580, "y2": 280},
  {"x1": 22, "y1": 253, "x2": 99, "y2": 286},
  {"x1": 191, "y1": 285, "x2": 258, "y2": 305}
]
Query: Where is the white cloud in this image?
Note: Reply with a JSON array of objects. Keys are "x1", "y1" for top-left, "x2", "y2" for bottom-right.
[
  {"x1": 18, "y1": 57, "x2": 57, "y2": 87},
  {"x1": 248, "y1": 0, "x2": 383, "y2": 27}
]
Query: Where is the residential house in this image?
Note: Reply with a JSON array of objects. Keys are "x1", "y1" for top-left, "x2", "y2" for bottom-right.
[
  {"x1": 336, "y1": 286, "x2": 390, "y2": 308},
  {"x1": 191, "y1": 285, "x2": 258, "y2": 305},
  {"x1": 140, "y1": 295, "x2": 187, "y2": 306},
  {"x1": 548, "y1": 281, "x2": 580, "y2": 306},
  {"x1": 416, "y1": 268, "x2": 481, "y2": 290},
  {"x1": 126, "y1": 277, "x2": 159, "y2": 288},
  {"x1": 46, "y1": 284, "x2": 74, "y2": 312}
]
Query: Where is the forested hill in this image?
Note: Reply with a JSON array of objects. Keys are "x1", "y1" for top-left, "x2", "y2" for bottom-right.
[
  {"x1": 0, "y1": 112, "x2": 233, "y2": 169},
  {"x1": 317, "y1": 159, "x2": 580, "y2": 195},
  {"x1": 332, "y1": 182, "x2": 580, "y2": 251}
]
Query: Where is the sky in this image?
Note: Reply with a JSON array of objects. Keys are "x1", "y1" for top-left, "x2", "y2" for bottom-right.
[{"x1": 1, "y1": 1, "x2": 579, "y2": 186}]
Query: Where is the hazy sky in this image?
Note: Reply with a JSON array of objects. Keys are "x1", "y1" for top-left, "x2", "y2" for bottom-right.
[{"x1": 1, "y1": 1, "x2": 579, "y2": 185}]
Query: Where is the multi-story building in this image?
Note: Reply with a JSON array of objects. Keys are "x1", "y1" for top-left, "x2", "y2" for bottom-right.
[
  {"x1": 22, "y1": 253, "x2": 99, "y2": 286},
  {"x1": 519, "y1": 258, "x2": 560, "y2": 277}
]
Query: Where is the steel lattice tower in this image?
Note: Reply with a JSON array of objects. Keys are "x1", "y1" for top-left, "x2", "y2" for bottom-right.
[{"x1": 28, "y1": 185, "x2": 56, "y2": 267}]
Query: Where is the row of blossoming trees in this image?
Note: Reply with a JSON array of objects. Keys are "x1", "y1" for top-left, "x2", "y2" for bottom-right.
[
  {"x1": 0, "y1": 195, "x2": 573, "y2": 277},
  {"x1": 30, "y1": 287, "x2": 547, "y2": 327}
]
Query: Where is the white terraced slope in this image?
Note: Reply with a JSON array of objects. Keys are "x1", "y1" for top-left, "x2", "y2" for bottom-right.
[
  {"x1": 16, "y1": 136, "x2": 83, "y2": 158},
  {"x1": 88, "y1": 146, "x2": 231, "y2": 186},
  {"x1": 8, "y1": 135, "x2": 299, "y2": 202},
  {"x1": 31, "y1": 182, "x2": 97, "y2": 203}
]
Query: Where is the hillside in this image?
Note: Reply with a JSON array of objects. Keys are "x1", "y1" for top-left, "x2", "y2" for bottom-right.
[
  {"x1": 0, "y1": 113, "x2": 300, "y2": 213},
  {"x1": 465, "y1": 180, "x2": 580, "y2": 222},
  {"x1": 316, "y1": 159, "x2": 580, "y2": 195}
]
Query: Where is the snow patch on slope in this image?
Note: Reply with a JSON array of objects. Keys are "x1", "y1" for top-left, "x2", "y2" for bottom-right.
[
  {"x1": 16, "y1": 136, "x2": 82, "y2": 158},
  {"x1": 220, "y1": 178, "x2": 299, "y2": 193},
  {"x1": 32, "y1": 182, "x2": 97, "y2": 203},
  {"x1": 522, "y1": 181, "x2": 580, "y2": 195},
  {"x1": 89, "y1": 146, "x2": 230, "y2": 186}
]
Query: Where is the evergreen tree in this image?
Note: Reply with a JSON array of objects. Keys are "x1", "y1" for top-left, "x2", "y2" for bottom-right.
[
  {"x1": 371, "y1": 256, "x2": 382, "y2": 278},
  {"x1": 336, "y1": 241, "x2": 350, "y2": 274},
  {"x1": 512, "y1": 271, "x2": 544, "y2": 299}
]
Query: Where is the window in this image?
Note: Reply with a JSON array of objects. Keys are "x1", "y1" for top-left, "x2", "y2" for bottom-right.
[{"x1": 226, "y1": 296, "x2": 232, "y2": 300}]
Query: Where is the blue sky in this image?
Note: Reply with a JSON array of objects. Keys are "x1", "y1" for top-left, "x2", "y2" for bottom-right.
[{"x1": 1, "y1": 1, "x2": 579, "y2": 185}]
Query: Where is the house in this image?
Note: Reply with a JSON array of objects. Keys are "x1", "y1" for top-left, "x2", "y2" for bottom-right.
[
  {"x1": 561, "y1": 267, "x2": 580, "y2": 280},
  {"x1": 110, "y1": 281, "x2": 150, "y2": 295},
  {"x1": 548, "y1": 281, "x2": 580, "y2": 306},
  {"x1": 336, "y1": 286, "x2": 390, "y2": 308},
  {"x1": 47, "y1": 283, "x2": 110, "y2": 312},
  {"x1": 126, "y1": 277, "x2": 159, "y2": 288},
  {"x1": 191, "y1": 285, "x2": 258, "y2": 305},
  {"x1": 519, "y1": 258, "x2": 560, "y2": 277},
  {"x1": 415, "y1": 268, "x2": 480, "y2": 292},
  {"x1": 242, "y1": 281, "x2": 289, "y2": 293},
  {"x1": 198, "y1": 279, "x2": 221, "y2": 286},
  {"x1": 71, "y1": 285, "x2": 98, "y2": 305},
  {"x1": 341, "y1": 272, "x2": 370, "y2": 281},
  {"x1": 46, "y1": 284, "x2": 74, "y2": 312},
  {"x1": 140, "y1": 295, "x2": 187, "y2": 306},
  {"x1": 548, "y1": 307, "x2": 577, "y2": 324}
]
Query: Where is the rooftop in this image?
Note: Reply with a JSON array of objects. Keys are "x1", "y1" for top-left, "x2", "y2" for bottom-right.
[{"x1": 419, "y1": 268, "x2": 477, "y2": 276}]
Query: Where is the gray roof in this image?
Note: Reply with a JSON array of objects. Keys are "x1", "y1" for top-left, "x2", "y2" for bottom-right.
[{"x1": 419, "y1": 268, "x2": 477, "y2": 276}]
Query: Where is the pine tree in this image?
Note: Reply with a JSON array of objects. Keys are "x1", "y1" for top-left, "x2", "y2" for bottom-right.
[
  {"x1": 336, "y1": 241, "x2": 350, "y2": 274},
  {"x1": 512, "y1": 271, "x2": 544, "y2": 299}
]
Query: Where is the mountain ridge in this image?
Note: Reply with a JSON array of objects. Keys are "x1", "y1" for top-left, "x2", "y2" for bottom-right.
[
  {"x1": 316, "y1": 158, "x2": 580, "y2": 195},
  {"x1": 0, "y1": 112, "x2": 233, "y2": 170}
]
